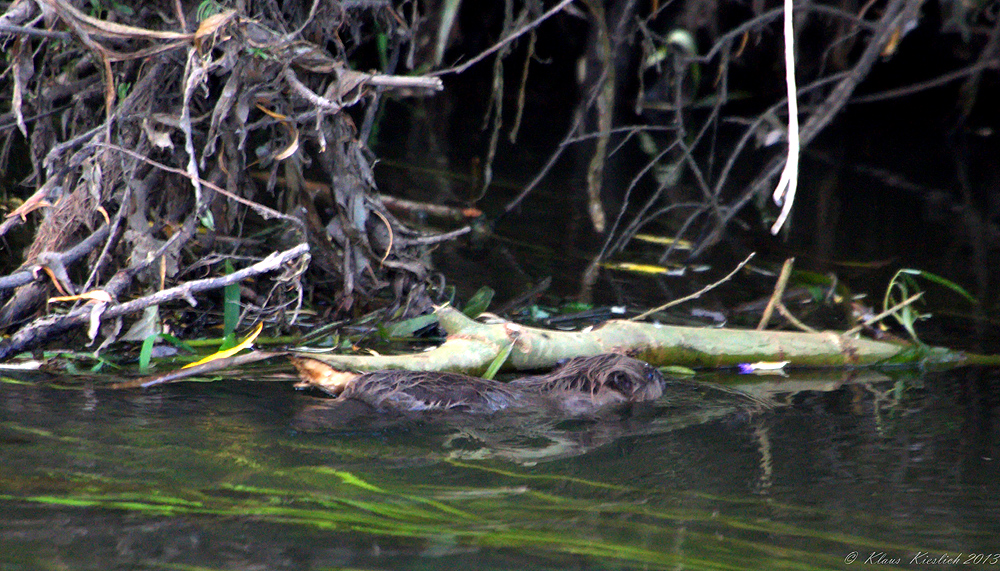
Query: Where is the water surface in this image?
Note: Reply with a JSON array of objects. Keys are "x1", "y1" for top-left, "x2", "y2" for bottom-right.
[{"x1": 2, "y1": 365, "x2": 996, "y2": 570}]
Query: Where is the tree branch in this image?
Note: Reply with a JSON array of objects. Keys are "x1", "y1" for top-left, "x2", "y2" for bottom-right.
[{"x1": 0, "y1": 243, "x2": 309, "y2": 360}]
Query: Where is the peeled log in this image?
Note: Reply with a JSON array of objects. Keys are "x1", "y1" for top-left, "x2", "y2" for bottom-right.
[{"x1": 297, "y1": 306, "x2": 908, "y2": 375}]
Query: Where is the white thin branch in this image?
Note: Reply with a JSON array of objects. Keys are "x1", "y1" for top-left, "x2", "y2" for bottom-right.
[{"x1": 770, "y1": 0, "x2": 801, "y2": 235}]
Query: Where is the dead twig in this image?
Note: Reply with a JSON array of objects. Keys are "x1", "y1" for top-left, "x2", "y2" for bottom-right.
[
  {"x1": 844, "y1": 292, "x2": 923, "y2": 337},
  {"x1": 394, "y1": 226, "x2": 472, "y2": 247},
  {"x1": 852, "y1": 59, "x2": 1000, "y2": 104},
  {"x1": 757, "y1": 258, "x2": 795, "y2": 330},
  {"x1": 632, "y1": 252, "x2": 755, "y2": 321},
  {"x1": 284, "y1": 67, "x2": 344, "y2": 111},
  {"x1": 776, "y1": 303, "x2": 817, "y2": 333},
  {"x1": 379, "y1": 195, "x2": 482, "y2": 222},
  {"x1": 284, "y1": 67, "x2": 442, "y2": 112},
  {"x1": 366, "y1": 74, "x2": 443, "y2": 91},
  {"x1": 0, "y1": 23, "x2": 71, "y2": 41},
  {"x1": 435, "y1": 0, "x2": 576, "y2": 76},
  {"x1": 39, "y1": 0, "x2": 190, "y2": 41},
  {"x1": 110, "y1": 351, "x2": 289, "y2": 389},
  {"x1": 98, "y1": 143, "x2": 303, "y2": 229}
]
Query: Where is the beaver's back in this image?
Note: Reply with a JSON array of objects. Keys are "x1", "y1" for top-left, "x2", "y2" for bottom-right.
[
  {"x1": 342, "y1": 371, "x2": 522, "y2": 413},
  {"x1": 340, "y1": 354, "x2": 665, "y2": 415}
]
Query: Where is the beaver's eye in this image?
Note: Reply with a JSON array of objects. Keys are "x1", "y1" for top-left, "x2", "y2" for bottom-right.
[{"x1": 608, "y1": 372, "x2": 632, "y2": 393}]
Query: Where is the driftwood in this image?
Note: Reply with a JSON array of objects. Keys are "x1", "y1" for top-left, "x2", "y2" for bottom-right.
[
  {"x1": 286, "y1": 305, "x2": 1000, "y2": 396},
  {"x1": 294, "y1": 305, "x2": 912, "y2": 376},
  {"x1": 112, "y1": 302, "x2": 996, "y2": 392}
]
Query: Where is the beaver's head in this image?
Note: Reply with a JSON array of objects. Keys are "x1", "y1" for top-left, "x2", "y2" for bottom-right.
[
  {"x1": 544, "y1": 354, "x2": 665, "y2": 403},
  {"x1": 596, "y1": 357, "x2": 665, "y2": 401}
]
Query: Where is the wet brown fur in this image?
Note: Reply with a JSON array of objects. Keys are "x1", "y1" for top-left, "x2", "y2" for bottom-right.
[{"x1": 339, "y1": 354, "x2": 665, "y2": 414}]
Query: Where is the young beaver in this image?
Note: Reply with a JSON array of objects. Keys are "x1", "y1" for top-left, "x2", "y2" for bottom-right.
[{"x1": 337, "y1": 354, "x2": 666, "y2": 415}]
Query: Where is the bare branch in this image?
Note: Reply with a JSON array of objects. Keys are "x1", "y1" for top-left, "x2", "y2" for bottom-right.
[{"x1": 0, "y1": 243, "x2": 310, "y2": 361}]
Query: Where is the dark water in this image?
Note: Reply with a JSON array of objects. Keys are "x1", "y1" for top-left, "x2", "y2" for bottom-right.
[{"x1": 1, "y1": 365, "x2": 998, "y2": 570}]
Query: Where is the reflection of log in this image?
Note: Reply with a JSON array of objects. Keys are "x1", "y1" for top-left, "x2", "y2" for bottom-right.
[
  {"x1": 296, "y1": 305, "x2": 911, "y2": 376},
  {"x1": 291, "y1": 380, "x2": 746, "y2": 465},
  {"x1": 733, "y1": 368, "x2": 893, "y2": 400}
]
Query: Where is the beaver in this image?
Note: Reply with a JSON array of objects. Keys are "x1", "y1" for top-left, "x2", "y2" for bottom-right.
[{"x1": 329, "y1": 354, "x2": 666, "y2": 415}]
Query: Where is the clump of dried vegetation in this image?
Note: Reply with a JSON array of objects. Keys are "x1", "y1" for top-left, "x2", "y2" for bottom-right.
[{"x1": 0, "y1": 0, "x2": 453, "y2": 359}]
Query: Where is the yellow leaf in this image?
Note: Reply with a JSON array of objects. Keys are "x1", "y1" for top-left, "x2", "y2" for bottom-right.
[
  {"x1": 48, "y1": 290, "x2": 113, "y2": 304},
  {"x1": 632, "y1": 234, "x2": 693, "y2": 249},
  {"x1": 601, "y1": 262, "x2": 686, "y2": 276},
  {"x1": 182, "y1": 322, "x2": 264, "y2": 369},
  {"x1": 255, "y1": 103, "x2": 287, "y2": 120}
]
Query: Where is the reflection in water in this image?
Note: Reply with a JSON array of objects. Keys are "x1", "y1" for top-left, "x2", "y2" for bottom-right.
[
  {"x1": 292, "y1": 375, "x2": 758, "y2": 465},
  {"x1": 1, "y1": 368, "x2": 998, "y2": 569}
]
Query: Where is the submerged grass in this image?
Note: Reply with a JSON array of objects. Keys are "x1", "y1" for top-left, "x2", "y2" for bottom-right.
[
  {"x1": 0, "y1": 457, "x2": 934, "y2": 571},
  {"x1": 2, "y1": 487, "x2": 680, "y2": 566}
]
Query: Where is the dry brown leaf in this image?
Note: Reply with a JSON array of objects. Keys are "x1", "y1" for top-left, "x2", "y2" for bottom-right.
[
  {"x1": 87, "y1": 301, "x2": 109, "y2": 343},
  {"x1": 328, "y1": 66, "x2": 370, "y2": 102},
  {"x1": 194, "y1": 10, "x2": 237, "y2": 48}
]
